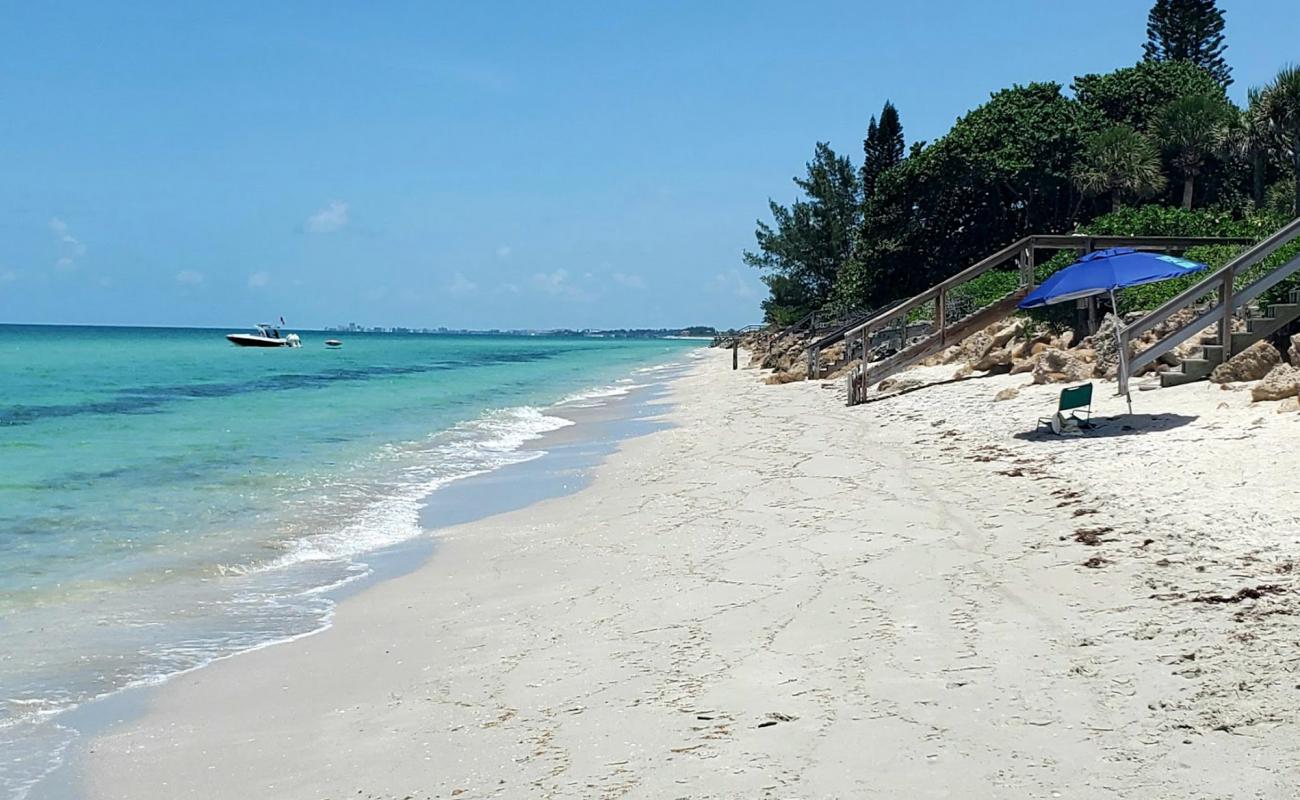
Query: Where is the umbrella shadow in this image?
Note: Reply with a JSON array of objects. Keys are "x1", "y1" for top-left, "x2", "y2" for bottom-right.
[{"x1": 1013, "y1": 413, "x2": 1198, "y2": 441}]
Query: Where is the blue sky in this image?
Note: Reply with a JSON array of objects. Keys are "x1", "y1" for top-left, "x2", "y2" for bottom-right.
[{"x1": 0, "y1": 1, "x2": 1292, "y2": 329}]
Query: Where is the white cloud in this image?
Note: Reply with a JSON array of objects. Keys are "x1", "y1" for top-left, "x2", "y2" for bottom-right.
[
  {"x1": 531, "y1": 268, "x2": 570, "y2": 296},
  {"x1": 530, "y1": 268, "x2": 596, "y2": 302},
  {"x1": 175, "y1": 270, "x2": 205, "y2": 286},
  {"x1": 50, "y1": 217, "x2": 87, "y2": 270},
  {"x1": 448, "y1": 271, "x2": 478, "y2": 295},
  {"x1": 248, "y1": 271, "x2": 271, "y2": 288},
  {"x1": 304, "y1": 201, "x2": 349, "y2": 234},
  {"x1": 712, "y1": 269, "x2": 758, "y2": 300},
  {"x1": 495, "y1": 245, "x2": 512, "y2": 260},
  {"x1": 612, "y1": 272, "x2": 646, "y2": 290}
]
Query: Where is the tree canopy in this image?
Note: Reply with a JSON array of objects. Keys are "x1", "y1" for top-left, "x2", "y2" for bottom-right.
[
  {"x1": 862, "y1": 101, "x2": 905, "y2": 203},
  {"x1": 1143, "y1": 0, "x2": 1232, "y2": 88},
  {"x1": 744, "y1": 143, "x2": 860, "y2": 323},
  {"x1": 1074, "y1": 125, "x2": 1167, "y2": 212},
  {"x1": 746, "y1": 5, "x2": 1299, "y2": 323}
]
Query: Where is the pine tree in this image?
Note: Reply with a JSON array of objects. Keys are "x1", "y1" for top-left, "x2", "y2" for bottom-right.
[
  {"x1": 861, "y1": 101, "x2": 905, "y2": 202},
  {"x1": 1143, "y1": 0, "x2": 1232, "y2": 88}
]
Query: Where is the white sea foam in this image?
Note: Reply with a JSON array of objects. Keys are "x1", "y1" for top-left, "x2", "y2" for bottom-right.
[
  {"x1": 557, "y1": 382, "x2": 649, "y2": 407},
  {"x1": 257, "y1": 405, "x2": 572, "y2": 572}
]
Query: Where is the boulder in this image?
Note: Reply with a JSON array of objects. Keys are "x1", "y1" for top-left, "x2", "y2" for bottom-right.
[
  {"x1": 922, "y1": 345, "x2": 963, "y2": 367},
  {"x1": 990, "y1": 321, "x2": 1024, "y2": 350},
  {"x1": 765, "y1": 370, "x2": 804, "y2": 385},
  {"x1": 1031, "y1": 348, "x2": 1093, "y2": 385},
  {"x1": 973, "y1": 346, "x2": 1013, "y2": 372},
  {"x1": 1087, "y1": 314, "x2": 1123, "y2": 376},
  {"x1": 1210, "y1": 340, "x2": 1281, "y2": 384},
  {"x1": 1250, "y1": 363, "x2": 1300, "y2": 402},
  {"x1": 1010, "y1": 350, "x2": 1043, "y2": 375},
  {"x1": 877, "y1": 377, "x2": 923, "y2": 393},
  {"x1": 960, "y1": 330, "x2": 995, "y2": 365},
  {"x1": 952, "y1": 364, "x2": 974, "y2": 380},
  {"x1": 1289, "y1": 333, "x2": 1300, "y2": 368},
  {"x1": 826, "y1": 358, "x2": 860, "y2": 381},
  {"x1": 994, "y1": 387, "x2": 1020, "y2": 402}
]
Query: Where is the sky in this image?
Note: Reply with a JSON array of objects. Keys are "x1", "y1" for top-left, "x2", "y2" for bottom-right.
[{"x1": 0, "y1": 1, "x2": 1294, "y2": 330}]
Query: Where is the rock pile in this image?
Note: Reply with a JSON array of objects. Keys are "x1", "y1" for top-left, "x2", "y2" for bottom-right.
[
  {"x1": 1210, "y1": 340, "x2": 1280, "y2": 384},
  {"x1": 739, "y1": 309, "x2": 1290, "y2": 397}
]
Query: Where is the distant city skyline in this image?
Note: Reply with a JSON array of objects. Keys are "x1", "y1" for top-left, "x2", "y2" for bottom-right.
[{"x1": 0, "y1": 1, "x2": 1293, "y2": 329}]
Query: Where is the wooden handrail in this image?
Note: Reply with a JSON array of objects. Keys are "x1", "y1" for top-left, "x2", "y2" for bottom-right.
[
  {"x1": 839, "y1": 234, "x2": 1248, "y2": 343},
  {"x1": 836, "y1": 232, "x2": 1256, "y2": 405},
  {"x1": 1117, "y1": 217, "x2": 1300, "y2": 394}
]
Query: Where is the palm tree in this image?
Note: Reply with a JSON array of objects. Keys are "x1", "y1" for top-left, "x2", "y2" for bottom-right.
[
  {"x1": 1073, "y1": 125, "x2": 1168, "y2": 212},
  {"x1": 1263, "y1": 64, "x2": 1300, "y2": 216},
  {"x1": 1156, "y1": 93, "x2": 1234, "y2": 210},
  {"x1": 1222, "y1": 89, "x2": 1275, "y2": 209}
]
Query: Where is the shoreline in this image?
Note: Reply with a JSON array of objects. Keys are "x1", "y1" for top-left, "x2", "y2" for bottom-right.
[
  {"x1": 72, "y1": 349, "x2": 1300, "y2": 797},
  {"x1": 20, "y1": 358, "x2": 693, "y2": 800}
]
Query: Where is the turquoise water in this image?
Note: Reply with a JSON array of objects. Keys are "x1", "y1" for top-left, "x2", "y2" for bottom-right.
[{"x1": 0, "y1": 324, "x2": 698, "y2": 797}]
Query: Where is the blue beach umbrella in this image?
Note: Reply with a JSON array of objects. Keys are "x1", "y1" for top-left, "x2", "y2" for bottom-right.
[
  {"x1": 1019, "y1": 248, "x2": 1207, "y2": 309},
  {"x1": 1018, "y1": 247, "x2": 1208, "y2": 411}
]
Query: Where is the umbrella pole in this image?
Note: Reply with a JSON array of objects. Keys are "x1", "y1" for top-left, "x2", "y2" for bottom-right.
[{"x1": 1110, "y1": 289, "x2": 1132, "y2": 415}]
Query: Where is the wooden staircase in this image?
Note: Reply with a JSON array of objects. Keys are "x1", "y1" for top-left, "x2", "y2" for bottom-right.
[
  {"x1": 843, "y1": 234, "x2": 1251, "y2": 405},
  {"x1": 1118, "y1": 217, "x2": 1300, "y2": 395},
  {"x1": 1160, "y1": 288, "x2": 1300, "y2": 387}
]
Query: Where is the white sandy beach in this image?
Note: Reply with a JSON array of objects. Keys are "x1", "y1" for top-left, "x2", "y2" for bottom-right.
[{"x1": 80, "y1": 348, "x2": 1300, "y2": 799}]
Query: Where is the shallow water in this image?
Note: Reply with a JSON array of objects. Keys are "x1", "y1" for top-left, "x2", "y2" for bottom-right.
[{"x1": 0, "y1": 324, "x2": 698, "y2": 798}]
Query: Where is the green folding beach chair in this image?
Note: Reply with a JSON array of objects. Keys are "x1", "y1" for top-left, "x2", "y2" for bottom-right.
[{"x1": 1037, "y1": 383, "x2": 1093, "y2": 435}]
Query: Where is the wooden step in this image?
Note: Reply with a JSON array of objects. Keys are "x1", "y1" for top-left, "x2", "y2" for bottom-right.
[
  {"x1": 1231, "y1": 330, "x2": 1259, "y2": 351},
  {"x1": 1199, "y1": 344, "x2": 1225, "y2": 365},
  {"x1": 1161, "y1": 357, "x2": 1216, "y2": 388}
]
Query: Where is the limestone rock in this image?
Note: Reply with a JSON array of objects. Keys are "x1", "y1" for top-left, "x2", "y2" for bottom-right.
[
  {"x1": 1010, "y1": 351, "x2": 1042, "y2": 375},
  {"x1": 990, "y1": 321, "x2": 1024, "y2": 350},
  {"x1": 1289, "y1": 333, "x2": 1300, "y2": 368},
  {"x1": 973, "y1": 346, "x2": 1013, "y2": 372},
  {"x1": 1031, "y1": 348, "x2": 1093, "y2": 385},
  {"x1": 960, "y1": 331, "x2": 994, "y2": 364},
  {"x1": 764, "y1": 370, "x2": 804, "y2": 385},
  {"x1": 994, "y1": 387, "x2": 1020, "y2": 402},
  {"x1": 1250, "y1": 363, "x2": 1300, "y2": 402},
  {"x1": 826, "y1": 358, "x2": 860, "y2": 381},
  {"x1": 952, "y1": 364, "x2": 974, "y2": 380},
  {"x1": 877, "y1": 377, "x2": 923, "y2": 393},
  {"x1": 1210, "y1": 340, "x2": 1281, "y2": 384}
]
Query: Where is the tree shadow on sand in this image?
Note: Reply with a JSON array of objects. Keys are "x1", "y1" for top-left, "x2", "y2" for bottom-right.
[{"x1": 1013, "y1": 413, "x2": 1197, "y2": 441}]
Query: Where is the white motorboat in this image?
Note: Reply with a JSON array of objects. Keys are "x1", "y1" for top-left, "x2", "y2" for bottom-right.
[{"x1": 226, "y1": 324, "x2": 301, "y2": 348}]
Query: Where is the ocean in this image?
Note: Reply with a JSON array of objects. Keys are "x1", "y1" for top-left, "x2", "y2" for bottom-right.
[{"x1": 0, "y1": 324, "x2": 700, "y2": 798}]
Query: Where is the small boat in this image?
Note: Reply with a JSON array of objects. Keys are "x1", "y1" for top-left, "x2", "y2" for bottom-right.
[
  {"x1": 226, "y1": 324, "x2": 301, "y2": 348},
  {"x1": 325, "y1": 339, "x2": 342, "y2": 348}
]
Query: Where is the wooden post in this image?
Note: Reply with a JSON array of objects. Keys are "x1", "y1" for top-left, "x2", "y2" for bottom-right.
[
  {"x1": 732, "y1": 340, "x2": 739, "y2": 370},
  {"x1": 1219, "y1": 269, "x2": 1235, "y2": 357},
  {"x1": 936, "y1": 289, "x2": 946, "y2": 346},
  {"x1": 1087, "y1": 296, "x2": 1099, "y2": 334}
]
